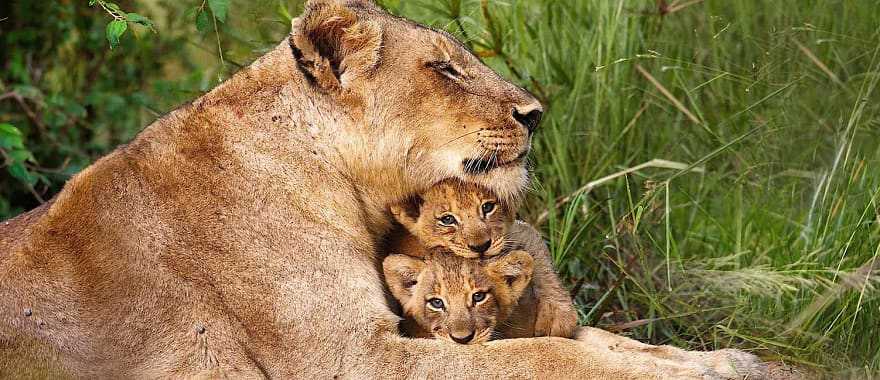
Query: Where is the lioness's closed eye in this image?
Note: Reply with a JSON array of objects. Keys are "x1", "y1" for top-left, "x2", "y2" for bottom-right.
[{"x1": 383, "y1": 251, "x2": 534, "y2": 344}]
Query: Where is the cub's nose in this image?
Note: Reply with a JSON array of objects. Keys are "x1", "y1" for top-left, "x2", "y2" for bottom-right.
[
  {"x1": 512, "y1": 106, "x2": 543, "y2": 134},
  {"x1": 468, "y1": 240, "x2": 492, "y2": 254},
  {"x1": 451, "y1": 331, "x2": 476, "y2": 344}
]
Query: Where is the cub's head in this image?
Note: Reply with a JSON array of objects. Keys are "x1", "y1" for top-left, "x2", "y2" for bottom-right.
[
  {"x1": 390, "y1": 178, "x2": 514, "y2": 258},
  {"x1": 290, "y1": 0, "x2": 542, "y2": 201},
  {"x1": 383, "y1": 251, "x2": 533, "y2": 344}
]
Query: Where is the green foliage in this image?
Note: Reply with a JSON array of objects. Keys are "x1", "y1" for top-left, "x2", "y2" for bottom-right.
[
  {"x1": 89, "y1": 0, "x2": 155, "y2": 49},
  {"x1": 1, "y1": 0, "x2": 878, "y2": 376},
  {"x1": 0, "y1": 123, "x2": 38, "y2": 186}
]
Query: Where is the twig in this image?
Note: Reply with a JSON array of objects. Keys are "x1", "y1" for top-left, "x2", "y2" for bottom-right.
[
  {"x1": 635, "y1": 64, "x2": 702, "y2": 124},
  {"x1": 605, "y1": 318, "x2": 660, "y2": 333},
  {"x1": 0, "y1": 91, "x2": 47, "y2": 133},
  {"x1": 535, "y1": 159, "x2": 705, "y2": 226},
  {"x1": 0, "y1": 148, "x2": 45, "y2": 204}
]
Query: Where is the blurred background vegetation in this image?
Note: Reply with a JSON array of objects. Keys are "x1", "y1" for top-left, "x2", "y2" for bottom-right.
[{"x1": 2, "y1": 0, "x2": 878, "y2": 376}]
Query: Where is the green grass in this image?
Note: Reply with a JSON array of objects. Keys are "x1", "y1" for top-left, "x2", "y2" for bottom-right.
[
  {"x1": 387, "y1": 0, "x2": 880, "y2": 376},
  {"x1": 3, "y1": 0, "x2": 879, "y2": 376}
]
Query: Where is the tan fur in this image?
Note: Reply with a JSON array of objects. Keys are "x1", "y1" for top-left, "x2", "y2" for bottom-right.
[
  {"x1": 387, "y1": 178, "x2": 579, "y2": 338},
  {"x1": 383, "y1": 250, "x2": 533, "y2": 344},
  {"x1": 389, "y1": 178, "x2": 513, "y2": 259},
  {"x1": 0, "y1": 1, "x2": 769, "y2": 378}
]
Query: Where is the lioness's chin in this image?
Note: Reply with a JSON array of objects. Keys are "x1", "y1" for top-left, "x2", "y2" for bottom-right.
[
  {"x1": 466, "y1": 165, "x2": 529, "y2": 204},
  {"x1": 425, "y1": 151, "x2": 529, "y2": 202}
]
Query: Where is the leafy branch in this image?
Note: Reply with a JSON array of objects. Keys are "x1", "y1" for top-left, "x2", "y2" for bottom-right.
[
  {"x1": 89, "y1": 0, "x2": 156, "y2": 49},
  {"x1": 190, "y1": 0, "x2": 231, "y2": 80}
]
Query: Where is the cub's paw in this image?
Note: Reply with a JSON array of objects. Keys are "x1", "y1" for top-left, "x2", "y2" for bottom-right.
[{"x1": 534, "y1": 298, "x2": 579, "y2": 338}]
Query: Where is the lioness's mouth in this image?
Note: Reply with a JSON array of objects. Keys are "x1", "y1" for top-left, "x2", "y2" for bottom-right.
[{"x1": 462, "y1": 150, "x2": 529, "y2": 175}]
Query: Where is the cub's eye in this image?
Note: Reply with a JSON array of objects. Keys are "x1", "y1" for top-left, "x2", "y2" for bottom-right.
[
  {"x1": 427, "y1": 298, "x2": 445, "y2": 310},
  {"x1": 472, "y1": 292, "x2": 488, "y2": 304},
  {"x1": 438, "y1": 214, "x2": 458, "y2": 226},
  {"x1": 481, "y1": 201, "x2": 497, "y2": 216}
]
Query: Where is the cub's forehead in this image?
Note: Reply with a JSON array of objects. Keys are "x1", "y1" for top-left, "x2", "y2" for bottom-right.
[
  {"x1": 423, "y1": 255, "x2": 491, "y2": 291},
  {"x1": 422, "y1": 179, "x2": 498, "y2": 209}
]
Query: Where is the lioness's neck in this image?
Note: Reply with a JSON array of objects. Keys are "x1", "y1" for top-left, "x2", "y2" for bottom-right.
[{"x1": 245, "y1": 39, "x2": 419, "y2": 235}]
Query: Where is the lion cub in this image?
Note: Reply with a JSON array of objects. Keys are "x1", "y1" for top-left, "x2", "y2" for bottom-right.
[
  {"x1": 388, "y1": 178, "x2": 513, "y2": 259},
  {"x1": 386, "y1": 178, "x2": 578, "y2": 340},
  {"x1": 384, "y1": 251, "x2": 535, "y2": 344}
]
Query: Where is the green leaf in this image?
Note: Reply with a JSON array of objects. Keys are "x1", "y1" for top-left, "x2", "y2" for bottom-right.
[
  {"x1": 208, "y1": 0, "x2": 230, "y2": 23},
  {"x1": 7, "y1": 149, "x2": 34, "y2": 163},
  {"x1": 105, "y1": 2, "x2": 122, "y2": 13},
  {"x1": 8, "y1": 162, "x2": 36, "y2": 186},
  {"x1": 184, "y1": 6, "x2": 200, "y2": 20},
  {"x1": 89, "y1": 0, "x2": 98, "y2": 6},
  {"x1": 126, "y1": 13, "x2": 155, "y2": 31},
  {"x1": 0, "y1": 123, "x2": 24, "y2": 150},
  {"x1": 106, "y1": 19, "x2": 128, "y2": 49},
  {"x1": 0, "y1": 123, "x2": 23, "y2": 138},
  {"x1": 196, "y1": 10, "x2": 211, "y2": 32}
]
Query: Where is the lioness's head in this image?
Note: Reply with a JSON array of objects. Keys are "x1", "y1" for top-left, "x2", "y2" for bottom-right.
[
  {"x1": 389, "y1": 178, "x2": 513, "y2": 259},
  {"x1": 383, "y1": 251, "x2": 533, "y2": 344},
  {"x1": 290, "y1": 0, "x2": 542, "y2": 202}
]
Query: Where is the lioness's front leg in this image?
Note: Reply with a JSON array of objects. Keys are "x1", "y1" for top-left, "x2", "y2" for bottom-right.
[{"x1": 370, "y1": 329, "x2": 767, "y2": 379}]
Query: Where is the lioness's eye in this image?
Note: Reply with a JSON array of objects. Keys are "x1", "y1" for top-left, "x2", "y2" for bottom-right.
[
  {"x1": 472, "y1": 292, "x2": 487, "y2": 304},
  {"x1": 438, "y1": 214, "x2": 458, "y2": 226},
  {"x1": 428, "y1": 61, "x2": 461, "y2": 80},
  {"x1": 481, "y1": 201, "x2": 496, "y2": 216},
  {"x1": 427, "y1": 298, "x2": 445, "y2": 310}
]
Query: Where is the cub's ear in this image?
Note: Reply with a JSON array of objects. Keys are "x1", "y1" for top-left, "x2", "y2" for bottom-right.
[
  {"x1": 382, "y1": 254, "x2": 426, "y2": 306},
  {"x1": 289, "y1": 0, "x2": 383, "y2": 90},
  {"x1": 486, "y1": 250, "x2": 534, "y2": 297},
  {"x1": 389, "y1": 195, "x2": 424, "y2": 232}
]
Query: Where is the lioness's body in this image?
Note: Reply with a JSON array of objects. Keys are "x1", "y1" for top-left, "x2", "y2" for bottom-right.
[{"x1": 1, "y1": 1, "x2": 767, "y2": 378}]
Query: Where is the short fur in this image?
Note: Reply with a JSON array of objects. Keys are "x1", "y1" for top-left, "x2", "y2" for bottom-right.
[
  {"x1": 387, "y1": 178, "x2": 579, "y2": 338},
  {"x1": 0, "y1": 1, "x2": 769, "y2": 378},
  {"x1": 389, "y1": 178, "x2": 513, "y2": 259},
  {"x1": 383, "y1": 250, "x2": 534, "y2": 344}
]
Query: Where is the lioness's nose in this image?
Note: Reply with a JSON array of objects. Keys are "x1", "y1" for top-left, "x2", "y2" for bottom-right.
[
  {"x1": 450, "y1": 331, "x2": 475, "y2": 344},
  {"x1": 513, "y1": 104, "x2": 543, "y2": 134}
]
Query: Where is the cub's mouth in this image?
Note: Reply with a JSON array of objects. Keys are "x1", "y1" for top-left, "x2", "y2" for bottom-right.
[{"x1": 462, "y1": 149, "x2": 529, "y2": 175}]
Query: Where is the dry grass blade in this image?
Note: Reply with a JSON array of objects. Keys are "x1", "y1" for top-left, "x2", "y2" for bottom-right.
[
  {"x1": 535, "y1": 159, "x2": 705, "y2": 225},
  {"x1": 635, "y1": 64, "x2": 702, "y2": 124},
  {"x1": 667, "y1": 0, "x2": 705, "y2": 14},
  {"x1": 793, "y1": 39, "x2": 845, "y2": 87},
  {"x1": 786, "y1": 257, "x2": 879, "y2": 331},
  {"x1": 605, "y1": 318, "x2": 659, "y2": 332}
]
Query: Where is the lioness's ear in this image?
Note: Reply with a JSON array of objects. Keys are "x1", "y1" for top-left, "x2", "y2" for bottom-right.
[
  {"x1": 290, "y1": 0, "x2": 383, "y2": 90},
  {"x1": 383, "y1": 254, "x2": 426, "y2": 306},
  {"x1": 389, "y1": 195, "x2": 424, "y2": 231},
  {"x1": 486, "y1": 250, "x2": 534, "y2": 297}
]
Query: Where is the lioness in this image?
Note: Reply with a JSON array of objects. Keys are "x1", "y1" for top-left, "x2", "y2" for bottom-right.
[
  {"x1": 0, "y1": 0, "x2": 767, "y2": 378},
  {"x1": 386, "y1": 178, "x2": 578, "y2": 338},
  {"x1": 383, "y1": 250, "x2": 535, "y2": 344}
]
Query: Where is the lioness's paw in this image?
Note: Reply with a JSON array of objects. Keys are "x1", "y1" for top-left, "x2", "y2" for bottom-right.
[{"x1": 534, "y1": 298, "x2": 579, "y2": 338}]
